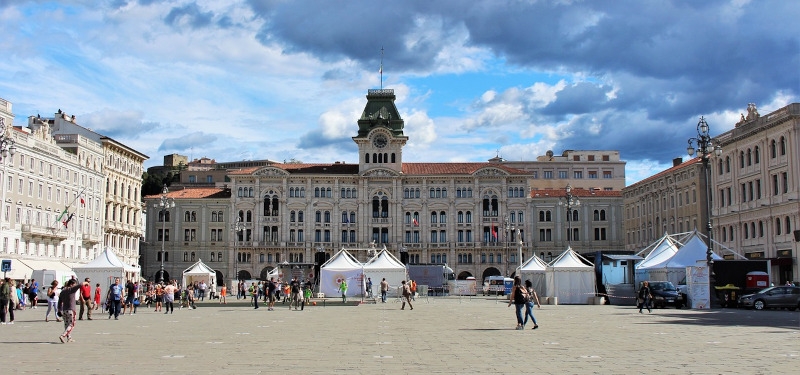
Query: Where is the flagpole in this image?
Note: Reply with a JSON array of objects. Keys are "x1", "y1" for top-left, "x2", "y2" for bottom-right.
[{"x1": 379, "y1": 46, "x2": 384, "y2": 90}]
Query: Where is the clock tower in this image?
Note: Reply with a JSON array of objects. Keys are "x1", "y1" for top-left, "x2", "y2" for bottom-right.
[{"x1": 354, "y1": 89, "x2": 408, "y2": 174}]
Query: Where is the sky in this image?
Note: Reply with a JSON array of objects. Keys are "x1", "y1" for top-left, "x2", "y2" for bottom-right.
[{"x1": 1, "y1": 0, "x2": 798, "y2": 185}]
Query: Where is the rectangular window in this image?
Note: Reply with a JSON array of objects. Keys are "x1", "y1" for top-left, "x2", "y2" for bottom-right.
[
  {"x1": 588, "y1": 171, "x2": 598, "y2": 179},
  {"x1": 532, "y1": 171, "x2": 538, "y2": 179},
  {"x1": 588, "y1": 155, "x2": 595, "y2": 161},
  {"x1": 603, "y1": 171, "x2": 612, "y2": 179},
  {"x1": 559, "y1": 171, "x2": 567, "y2": 179},
  {"x1": 543, "y1": 171, "x2": 553, "y2": 179},
  {"x1": 574, "y1": 171, "x2": 583, "y2": 179},
  {"x1": 782, "y1": 172, "x2": 788, "y2": 194},
  {"x1": 188, "y1": 175, "x2": 196, "y2": 183}
]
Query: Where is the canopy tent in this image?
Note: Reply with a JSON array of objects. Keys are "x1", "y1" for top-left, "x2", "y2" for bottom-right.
[
  {"x1": 363, "y1": 249, "x2": 407, "y2": 297},
  {"x1": 1, "y1": 258, "x2": 34, "y2": 281},
  {"x1": 182, "y1": 259, "x2": 216, "y2": 289},
  {"x1": 73, "y1": 247, "x2": 139, "y2": 287},
  {"x1": 635, "y1": 233, "x2": 680, "y2": 269},
  {"x1": 545, "y1": 247, "x2": 596, "y2": 304},
  {"x1": 637, "y1": 230, "x2": 722, "y2": 285},
  {"x1": 319, "y1": 249, "x2": 363, "y2": 297},
  {"x1": 517, "y1": 254, "x2": 548, "y2": 295}
]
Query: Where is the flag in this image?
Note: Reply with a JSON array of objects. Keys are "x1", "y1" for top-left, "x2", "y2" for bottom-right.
[
  {"x1": 56, "y1": 208, "x2": 68, "y2": 222},
  {"x1": 379, "y1": 64, "x2": 382, "y2": 74},
  {"x1": 491, "y1": 222, "x2": 498, "y2": 241},
  {"x1": 79, "y1": 194, "x2": 85, "y2": 206},
  {"x1": 62, "y1": 213, "x2": 75, "y2": 229},
  {"x1": 343, "y1": 215, "x2": 349, "y2": 224},
  {"x1": 412, "y1": 218, "x2": 419, "y2": 226}
]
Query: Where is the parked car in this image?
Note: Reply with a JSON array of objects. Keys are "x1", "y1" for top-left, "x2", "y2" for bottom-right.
[
  {"x1": 737, "y1": 286, "x2": 800, "y2": 310},
  {"x1": 642, "y1": 281, "x2": 684, "y2": 308}
]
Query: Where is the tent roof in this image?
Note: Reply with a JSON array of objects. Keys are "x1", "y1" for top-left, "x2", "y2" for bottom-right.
[
  {"x1": 364, "y1": 249, "x2": 405, "y2": 269},
  {"x1": 74, "y1": 247, "x2": 137, "y2": 272},
  {"x1": 183, "y1": 259, "x2": 215, "y2": 274},
  {"x1": 549, "y1": 247, "x2": 594, "y2": 268},
  {"x1": 519, "y1": 254, "x2": 548, "y2": 271},
  {"x1": 320, "y1": 248, "x2": 362, "y2": 270},
  {"x1": 665, "y1": 231, "x2": 722, "y2": 268},
  {"x1": 636, "y1": 234, "x2": 680, "y2": 269}
]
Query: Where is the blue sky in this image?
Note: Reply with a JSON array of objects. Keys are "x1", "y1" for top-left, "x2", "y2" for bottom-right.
[{"x1": 1, "y1": 0, "x2": 797, "y2": 185}]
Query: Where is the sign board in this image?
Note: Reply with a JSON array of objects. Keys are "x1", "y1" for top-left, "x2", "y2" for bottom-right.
[
  {"x1": 1, "y1": 259, "x2": 10, "y2": 272},
  {"x1": 687, "y1": 266, "x2": 710, "y2": 309}
]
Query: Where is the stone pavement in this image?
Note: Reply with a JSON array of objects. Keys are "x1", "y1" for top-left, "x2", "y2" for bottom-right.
[{"x1": 1, "y1": 296, "x2": 798, "y2": 374}]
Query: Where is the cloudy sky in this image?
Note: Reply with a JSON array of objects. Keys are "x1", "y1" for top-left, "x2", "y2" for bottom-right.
[{"x1": 1, "y1": 0, "x2": 797, "y2": 184}]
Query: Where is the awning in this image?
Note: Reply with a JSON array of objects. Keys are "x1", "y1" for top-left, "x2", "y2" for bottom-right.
[
  {"x1": 602, "y1": 254, "x2": 644, "y2": 261},
  {"x1": 1, "y1": 258, "x2": 34, "y2": 280},
  {"x1": 19, "y1": 259, "x2": 73, "y2": 272}
]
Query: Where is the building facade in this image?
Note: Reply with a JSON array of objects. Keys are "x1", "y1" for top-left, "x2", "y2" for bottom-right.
[
  {"x1": 713, "y1": 103, "x2": 799, "y2": 284},
  {"x1": 141, "y1": 89, "x2": 626, "y2": 286}
]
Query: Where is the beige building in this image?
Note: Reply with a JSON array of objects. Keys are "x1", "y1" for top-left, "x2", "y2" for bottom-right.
[
  {"x1": 0, "y1": 102, "x2": 106, "y2": 278},
  {"x1": 141, "y1": 89, "x2": 626, "y2": 285},
  {"x1": 713, "y1": 103, "x2": 799, "y2": 284},
  {"x1": 623, "y1": 157, "x2": 708, "y2": 251}
]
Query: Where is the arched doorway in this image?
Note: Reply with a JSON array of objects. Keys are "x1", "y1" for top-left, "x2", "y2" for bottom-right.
[
  {"x1": 154, "y1": 270, "x2": 170, "y2": 284},
  {"x1": 457, "y1": 271, "x2": 473, "y2": 280},
  {"x1": 237, "y1": 270, "x2": 252, "y2": 280},
  {"x1": 481, "y1": 267, "x2": 501, "y2": 282},
  {"x1": 215, "y1": 270, "x2": 224, "y2": 286},
  {"x1": 260, "y1": 266, "x2": 274, "y2": 281}
]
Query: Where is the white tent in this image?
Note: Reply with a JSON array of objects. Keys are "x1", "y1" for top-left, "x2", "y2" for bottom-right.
[
  {"x1": 182, "y1": 259, "x2": 216, "y2": 289},
  {"x1": 319, "y1": 249, "x2": 363, "y2": 297},
  {"x1": 545, "y1": 247, "x2": 596, "y2": 304},
  {"x1": 518, "y1": 254, "x2": 548, "y2": 296},
  {"x1": 73, "y1": 247, "x2": 139, "y2": 288},
  {"x1": 638, "y1": 231, "x2": 722, "y2": 285},
  {"x1": 363, "y1": 249, "x2": 407, "y2": 297}
]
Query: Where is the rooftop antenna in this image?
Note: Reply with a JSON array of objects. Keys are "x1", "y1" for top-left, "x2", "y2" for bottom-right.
[{"x1": 379, "y1": 46, "x2": 384, "y2": 89}]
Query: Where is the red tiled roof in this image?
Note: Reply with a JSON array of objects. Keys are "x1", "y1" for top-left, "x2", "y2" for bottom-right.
[
  {"x1": 143, "y1": 187, "x2": 230, "y2": 199},
  {"x1": 626, "y1": 157, "x2": 701, "y2": 188},
  {"x1": 227, "y1": 162, "x2": 528, "y2": 176},
  {"x1": 530, "y1": 188, "x2": 622, "y2": 198}
]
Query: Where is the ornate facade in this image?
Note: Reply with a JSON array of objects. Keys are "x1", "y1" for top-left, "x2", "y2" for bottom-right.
[{"x1": 141, "y1": 89, "x2": 626, "y2": 286}]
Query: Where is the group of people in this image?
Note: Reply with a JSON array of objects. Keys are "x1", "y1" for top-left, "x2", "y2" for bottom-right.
[
  {"x1": 508, "y1": 276, "x2": 542, "y2": 330},
  {"x1": 243, "y1": 278, "x2": 314, "y2": 311},
  {"x1": 0, "y1": 277, "x2": 53, "y2": 321}
]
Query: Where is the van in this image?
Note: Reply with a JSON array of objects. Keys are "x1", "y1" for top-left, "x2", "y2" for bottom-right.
[
  {"x1": 484, "y1": 276, "x2": 513, "y2": 296},
  {"x1": 30, "y1": 269, "x2": 78, "y2": 301}
]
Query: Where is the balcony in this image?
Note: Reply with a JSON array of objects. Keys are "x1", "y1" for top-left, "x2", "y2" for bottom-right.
[
  {"x1": 82, "y1": 233, "x2": 102, "y2": 244},
  {"x1": 21, "y1": 224, "x2": 68, "y2": 241},
  {"x1": 371, "y1": 218, "x2": 390, "y2": 224}
]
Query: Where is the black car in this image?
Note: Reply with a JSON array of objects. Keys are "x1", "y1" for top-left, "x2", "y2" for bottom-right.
[
  {"x1": 642, "y1": 281, "x2": 683, "y2": 308},
  {"x1": 738, "y1": 286, "x2": 800, "y2": 310}
]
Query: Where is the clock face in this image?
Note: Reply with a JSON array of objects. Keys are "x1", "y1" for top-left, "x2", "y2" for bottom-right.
[{"x1": 373, "y1": 134, "x2": 388, "y2": 148}]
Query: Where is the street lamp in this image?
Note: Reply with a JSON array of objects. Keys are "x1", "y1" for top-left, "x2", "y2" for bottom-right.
[
  {"x1": 503, "y1": 216, "x2": 515, "y2": 276},
  {"x1": 0, "y1": 118, "x2": 17, "y2": 227},
  {"x1": 155, "y1": 185, "x2": 175, "y2": 283},
  {"x1": 231, "y1": 216, "x2": 245, "y2": 281},
  {"x1": 559, "y1": 184, "x2": 580, "y2": 248},
  {"x1": 687, "y1": 116, "x2": 722, "y2": 307},
  {"x1": 516, "y1": 228, "x2": 523, "y2": 272}
]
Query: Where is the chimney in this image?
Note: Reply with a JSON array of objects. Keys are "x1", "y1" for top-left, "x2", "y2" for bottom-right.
[{"x1": 673, "y1": 157, "x2": 683, "y2": 167}]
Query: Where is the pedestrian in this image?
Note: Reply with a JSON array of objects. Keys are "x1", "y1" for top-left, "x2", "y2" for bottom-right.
[
  {"x1": 45, "y1": 280, "x2": 61, "y2": 323},
  {"x1": 267, "y1": 278, "x2": 277, "y2": 311},
  {"x1": 410, "y1": 279, "x2": 417, "y2": 301},
  {"x1": 290, "y1": 278, "x2": 301, "y2": 310},
  {"x1": 210, "y1": 282, "x2": 216, "y2": 300},
  {"x1": 29, "y1": 278, "x2": 39, "y2": 309},
  {"x1": 638, "y1": 281, "x2": 653, "y2": 313},
  {"x1": 339, "y1": 279, "x2": 348, "y2": 303},
  {"x1": 199, "y1": 280, "x2": 207, "y2": 301},
  {"x1": 523, "y1": 280, "x2": 541, "y2": 330},
  {"x1": 122, "y1": 279, "x2": 135, "y2": 315},
  {"x1": 107, "y1": 278, "x2": 123, "y2": 320},
  {"x1": 78, "y1": 278, "x2": 93, "y2": 320},
  {"x1": 507, "y1": 276, "x2": 528, "y2": 330},
  {"x1": 56, "y1": 278, "x2": 81, "y2": 343},
  {"x1": 154, "y1": 284, "x2": 164, "y2": 312},
  {"x1": 219, "y1": 284, "x2": 227, "y2": 304},
  {"x1": 366, "y1": 277, "x2": 373, "y2": 298},
  {"x1": 93, "y1": 283, "x2": 102, "y2": 311},
  {"x1": 0, "y1": 277, "x2": 13, "y2": 324},
  {"x1": 400, "y1": 280, "x2": 413, "y2": 310},
  {"x1": 380, "y1": 278, "x2": 389, "y2": 303},
  {"x1": 163, "y1": 280, "x2": 176, "y2": 314},
  {"x1": 250, "y1": 282, "x2": 259, "y2": 309}
]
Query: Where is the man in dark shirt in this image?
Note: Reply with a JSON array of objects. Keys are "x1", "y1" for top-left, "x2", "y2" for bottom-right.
[
  {"x1": 290, "y1": 278, "x2": 301, "y2": 311},
  {"x1": 57, "y1": 279, "x2": 81, "y2": 343},
  {"x1": 267, "y1": 278, "x2": 277, "y2": 311}
]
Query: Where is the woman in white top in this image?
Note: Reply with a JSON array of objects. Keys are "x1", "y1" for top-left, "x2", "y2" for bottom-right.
[{"x1": 45, "y1": 280, "x2": 61, "y2": 322}]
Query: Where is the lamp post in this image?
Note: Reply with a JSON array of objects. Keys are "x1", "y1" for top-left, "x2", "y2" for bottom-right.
[
  {"x1": 231, "y1": 217, "x2": 245, "y2": 281},
  {"x1": 516, "y1": 228, "x2": 523, "y2": 272},
  {"x1": 559, "y1": 184, "x2": 580, "y2": 249},
  {"x1": 503, "y1": 216, "x2": 514, "y2": 277},
  {"x1": 0, "y1": 118, "x2": 17, "y2": 228},
  {"x1": 687, "y1": 116, "x2": 722, "y2": 307},
  {"x1": 156, "y1": 185, "x2": 175, "y2": 283}
]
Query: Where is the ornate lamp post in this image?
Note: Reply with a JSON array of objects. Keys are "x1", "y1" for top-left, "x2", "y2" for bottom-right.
[
  {"x1": 503, "y1": 216, "x2": 515, "y2": 276},
  {"x1": 0, "y1": 118, "x2": 17, "y2": 227},
  {"x1": 156, "y1": 185, "x2": 175, "y2": 283},
  {"x1": 231, "y1": 217, "x2": 245, "y2": 281},
  {"x1": 559, "y1": 184, "x2": 580, "y2": 249},
  {"x1": 687, "y1": 116, "x2": 722, "y2": 307}
]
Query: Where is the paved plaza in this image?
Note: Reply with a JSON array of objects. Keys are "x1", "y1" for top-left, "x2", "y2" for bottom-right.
[{"x1": 1, "y1": 296, "x2": 798, "y2": 374}]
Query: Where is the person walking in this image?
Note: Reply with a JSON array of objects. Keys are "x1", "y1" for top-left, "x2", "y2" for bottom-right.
[
  {"x1": 380, "y1": 278, "x2": 389, "y2": 303},
  {"x1": 93, "y1": 283, "x2": 102, "y2": 311},
  {"x1": 638, "y1": 281, "x2": 653, "y2": 313},
  {"x1": 0, "y1": 277, "x2": 13, "y2": 324},
  {"x1": 339, "y1": 279, "x2": 348, "y2": 303},
  {"x1": 366, "y1": 278, "x2": 373, "y2": 298},
  {"x1": 400, "y1": 280, "x2": 413, "y2": 310},
  {"x1": 267, "y1": 278, "x2": 277, "y2": 311},
  {"x1": 107, "y1": 278, "x2": 123, "y2": 320},
  {"x1": 507, "y1": 276, "x2": 528, "y2": 330},
  {"x1": 219, "y1": 284, "x2": 227, "y2": 304},
  {"x1": 56, "y1": 278, "x2": 81, "y2": 343},
  {"x1": 290, "y1": 278, "x2": 300, "y2": 311},
  {"x1": 523, "y1": 280, "x2": 541, "y2": 330},
  {"x1": 45, "y1": 280, "x2": 61, "y2": 323},
  {"x1": 163, "y1": 281, "x2": 176, "y2": 314},
  {"x1": 410, "y1": 279, "x2": 417, "y2": 301},
  {"x1": 250, "y1": 282, "x2": 259, "y2": 309},
  {"x1": 29, "y1": 278, "x2": 39, "y2": 309},
  {"x1": 78, "y1": 278, "x2": 93, "y2": 320}
]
